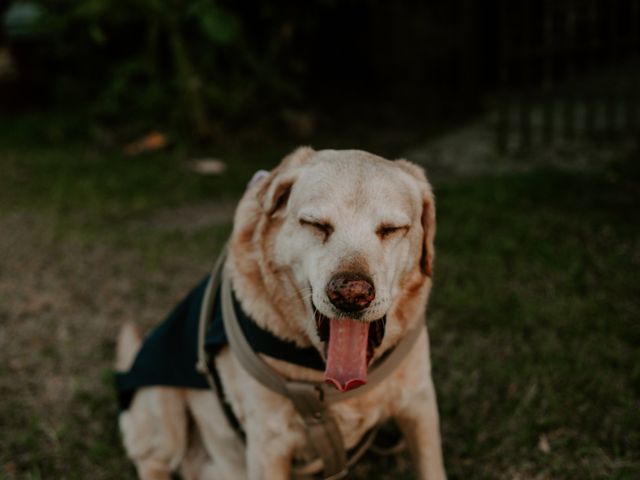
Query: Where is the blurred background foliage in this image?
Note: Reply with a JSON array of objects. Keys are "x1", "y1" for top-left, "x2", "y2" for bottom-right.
[
  {"x1": 5, "y1": 0, "x2": 310, "y2": 137},
  {"x1": 2, "y1": 0, "x2": 638, "y2": 149},
  {"x1": 2, "y1": 0, "x2": 493, "y2": 146}
]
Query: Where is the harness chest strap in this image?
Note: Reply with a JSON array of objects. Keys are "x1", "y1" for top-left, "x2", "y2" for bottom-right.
[{"x1": 197, "y1": 250, "x2": 425, "y2": 479}]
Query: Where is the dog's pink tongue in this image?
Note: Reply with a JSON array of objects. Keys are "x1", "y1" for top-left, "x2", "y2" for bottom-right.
[{"x1": 324, "y1": 318, "x2": 370, "y2": 392}]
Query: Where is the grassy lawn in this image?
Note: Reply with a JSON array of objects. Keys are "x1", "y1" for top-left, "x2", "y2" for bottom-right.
[
  {"x1": 0, "y1": 115, "x2": 638, "y2": 479},
  {"x1": 430, "y1": 166, "x2": 640, "y2": 479}
]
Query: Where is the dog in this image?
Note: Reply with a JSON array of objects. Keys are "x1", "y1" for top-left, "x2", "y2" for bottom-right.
[{"x1": 116, "y1": 147, "x2": 446, "y2": 479}]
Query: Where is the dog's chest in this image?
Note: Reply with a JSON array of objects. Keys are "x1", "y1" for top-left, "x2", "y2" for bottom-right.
[{"x1": 329, "y1": 395, "x2": 391, "y2": 448}]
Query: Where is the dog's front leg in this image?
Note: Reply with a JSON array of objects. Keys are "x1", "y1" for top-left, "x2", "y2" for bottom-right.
[
  {"x1": 395, "y1": 375, "x2": 447, "y2": 480},
  {"x1": 244, "y1": 416, "x2": 300, "y2": 480},
  {"x1": 392, "y1": 327, "x2": 446, "y2": 480}
]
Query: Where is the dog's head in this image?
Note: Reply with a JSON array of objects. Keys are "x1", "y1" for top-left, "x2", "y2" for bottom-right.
[{"x1": 229, "y1": 147, "x2": 435, "y2": 391}]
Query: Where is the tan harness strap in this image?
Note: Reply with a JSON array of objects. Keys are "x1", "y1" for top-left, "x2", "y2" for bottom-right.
[
  {"x1": 196, "y1": 245, "x2": 227, "y2": 377},
  {"x1": 284, "y1": 382, "x2": 347, "y2": 478}
]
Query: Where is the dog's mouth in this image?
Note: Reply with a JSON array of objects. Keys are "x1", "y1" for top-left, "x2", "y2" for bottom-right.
[{"x1": 314, "y1": 307, "x2": 386, "y2": 392}]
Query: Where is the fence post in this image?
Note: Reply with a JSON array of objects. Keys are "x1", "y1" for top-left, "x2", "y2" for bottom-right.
[
  {"x1": 626, "y1": 0, "x2": 640, "y2": 136},
  {"x1": 519, "y1": 0, "x2": 533, "y2": 151},
  {"x1": 563, "y1": 0, "x2": 577, "y2": 142},
  {"x1": 604, "y1": 0, "x2": 619, "y2": 138},
  {"x1": 497, "y1": 0, "x2": 510, "y2": 154},
  {"x1": 584, "y1": 0, "x2": 599, "y2": 139},
  {"x1": 542, "y1": 0, "x2": 556, "y2": 147}
]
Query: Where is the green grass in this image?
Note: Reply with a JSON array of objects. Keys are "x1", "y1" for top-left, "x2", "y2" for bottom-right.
[
  {"x1": 0, "y1": 115, "x2": 638, "y2": 479},
  {"x1": 430, "y1": 165, "x2": 640, "y2": 479},
  {"x1": 0, "y1": 142, "x2": 264, "y2": 221}
]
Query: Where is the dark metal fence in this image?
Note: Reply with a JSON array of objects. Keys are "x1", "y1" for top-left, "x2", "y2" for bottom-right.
[{"x1": 496, "y1": 0, "x2": 640, "y2": 152}]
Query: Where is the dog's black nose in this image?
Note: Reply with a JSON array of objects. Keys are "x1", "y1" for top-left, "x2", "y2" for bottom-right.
[{"x1": 326, "y1": 272, "x2": 375, "y2": 312}]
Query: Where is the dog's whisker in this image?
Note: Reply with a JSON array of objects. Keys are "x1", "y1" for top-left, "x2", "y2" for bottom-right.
[{"x1": 281, "y1": 286, "x2": 315, "y2": 304}]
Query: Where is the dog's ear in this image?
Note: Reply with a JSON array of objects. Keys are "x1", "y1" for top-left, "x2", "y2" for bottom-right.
[
  {"x1": 257, "y1": 147, "x2": 315, "y2": 217},
  {"x1": 262, "y1": 175, "x2": 295, "y2": 217},
  {"x1": 395, "y1": 159, "x2": 436, "y2": 277},
  {"x1": 420, "y1": 189, "x2": 436, "y2": 277}
]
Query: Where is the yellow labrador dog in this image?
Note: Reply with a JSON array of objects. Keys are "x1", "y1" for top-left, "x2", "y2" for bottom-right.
[{"x1": 116, "y1": 147, "x2": 446, "y2": 479}]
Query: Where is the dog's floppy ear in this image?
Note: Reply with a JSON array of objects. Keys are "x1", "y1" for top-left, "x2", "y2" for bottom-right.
[
  {"x1": 420, "y1": 189, "x2": 436, "y2": 277},
  {"x1": 257, "y1": 147, "x2": 315, "y2": 217},
  {"x1": 396, "y1": 159, "x2": 436, "y2": 277}
]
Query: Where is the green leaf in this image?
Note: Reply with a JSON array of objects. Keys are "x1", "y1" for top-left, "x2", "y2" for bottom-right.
[
  {"x1": 88, "y1": 24, "x2": 106, "y2": 45},
  {"x1": 188, "y1": 2, "x2": 239, "y2": 44}
]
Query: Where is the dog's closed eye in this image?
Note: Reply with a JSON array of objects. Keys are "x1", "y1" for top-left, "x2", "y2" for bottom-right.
[
  {"x1": 300, "y1": 218, "x2": 334, "y2": 241},
  {"x1": 376, "y1": 224, "x2": 410, "y2": 240}
]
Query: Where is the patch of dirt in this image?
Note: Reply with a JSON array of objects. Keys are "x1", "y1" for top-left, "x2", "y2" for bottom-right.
[{"x1": 133, "y1": 199, "x2": 236, "y2": 233}]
